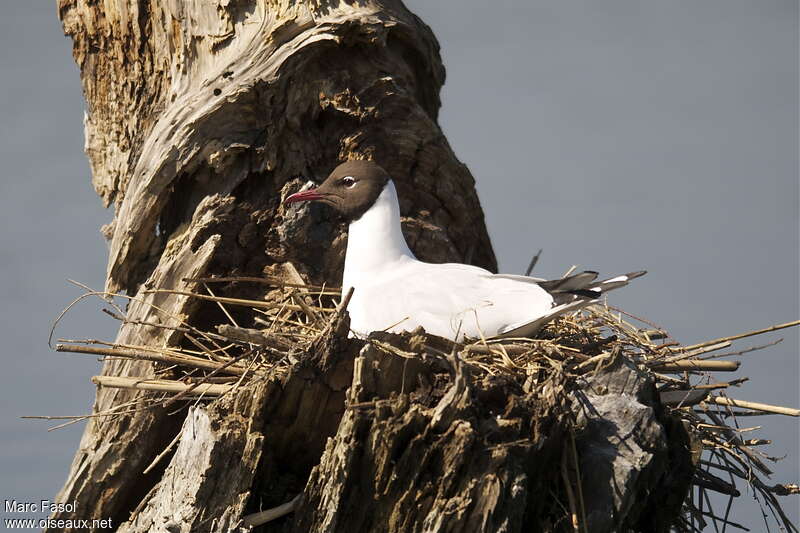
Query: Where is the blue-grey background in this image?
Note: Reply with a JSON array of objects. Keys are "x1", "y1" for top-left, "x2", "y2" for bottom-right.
[{"x1": 1, "y1": 1, "x2": 797, "y2": 530}]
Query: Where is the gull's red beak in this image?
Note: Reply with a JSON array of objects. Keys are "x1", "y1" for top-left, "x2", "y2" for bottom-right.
[{"x1": 284, "y1": 188, "x2": 323, "y2": 204}]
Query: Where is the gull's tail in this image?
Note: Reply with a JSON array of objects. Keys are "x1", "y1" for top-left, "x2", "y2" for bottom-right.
[
  {"x1": 545, "y1": 270, "x2": 647, "y2": 302},
  {"x1": 497, "y1": 270, "x2": 647, "y2": 338}
]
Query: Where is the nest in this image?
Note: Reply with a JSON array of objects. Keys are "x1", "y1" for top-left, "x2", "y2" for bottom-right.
[{"x1": 44, "y1": 273, "x2": 799, "y2": 532}]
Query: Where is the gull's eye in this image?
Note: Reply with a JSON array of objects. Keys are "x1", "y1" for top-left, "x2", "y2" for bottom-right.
[{"x1": 341, "y1": 176, "x2": 356, "y2": 188}]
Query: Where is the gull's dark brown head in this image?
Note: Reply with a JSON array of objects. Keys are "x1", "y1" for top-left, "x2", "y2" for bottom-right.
[{"x1": 285, "y1": 160, "x2": 390, "y2": 221}]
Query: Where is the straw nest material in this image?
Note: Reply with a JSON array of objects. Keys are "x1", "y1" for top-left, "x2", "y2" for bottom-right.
[{"x1": 45, "y1": 272, "x2": 799, "y2": 532}]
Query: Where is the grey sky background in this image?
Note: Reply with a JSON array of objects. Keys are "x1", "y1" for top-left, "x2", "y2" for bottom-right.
[{"x1": 1, "y1": 1, "x2": 797, "y2": 530}]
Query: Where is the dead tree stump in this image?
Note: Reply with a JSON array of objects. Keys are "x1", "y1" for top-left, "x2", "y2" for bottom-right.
[{"x1": 50, "y1": 1, "x2": 691, "y2": 531}]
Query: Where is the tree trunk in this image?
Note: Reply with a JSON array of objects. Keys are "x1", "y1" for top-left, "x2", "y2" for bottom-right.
[{"x1": 51, "y1": 1, "x2": 690, "y2": 532}]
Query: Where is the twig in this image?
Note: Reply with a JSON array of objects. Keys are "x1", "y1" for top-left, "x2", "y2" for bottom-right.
[
  {"x1": 141, "y1": 289, "x2": 322, "y2": 313},
  {"x1": 42, "y1": 399, "x2": 165, "y2": 431},
  {"x1": 280, "y1": 263, "x2": 325, "y2": 326},
  {"x1": 67, "y1": 278, "x2": 126, "y2": 318},
  {"x1": 185, "y1": 376, "x2": 239, "y2": 384},
  {"x1": 768, "y1": 484, "x2": 800, "y2": 496},
  {"x1": 709, "y1": 397, "x2": 800, "y2": 417},
  {"x1": 50, "y1": 285, "x2": 238, "y2": 354},
  {"x1": 561, "y1": 452, "x2": 581, "y2": 533},
  {"x1": 699, "y1": 338, "x2": 784, "y2": 360},
  {"x1": 183, "y1": 276, "x2": 339, "y2": 293},
  {"x1": 694, "y1": 468, "x2": 740, "y2": 496},
  {"x1": 57, "y1": 344, "x2": 249, "y2": 375},
  {"x1": 569, "y1": 431, "x2": 587, "y2": 531},
  {"x1": 204, "y1": 284, "x2": 240, "y2": 327},
  {"x1": 241, "y1": 495, "x2": 301, "y2": 527},
  {"x1": 464, "y1": 343, "x2": 531, "y2": 356},
  {"x1": 703, "y1": 410, "x2": 773, "y2": 476},
  {"x1": 681, "y1": 320, "x2": 800, "y2": 351},
  {"x1": 698, "y1": 511, "x2": 750, "y2": 531},
  {"x1": 661, "y1": 342, "x2": 732, "y2": 363},
  {"x1": 161, "y1": 349, "x2": 256, "y2": 408},
  {"x1": 142, "y1": 431, "x2": 181, "y2": 474},
  {"x1": 740, "y1": 439, "x2": 771, "y2": 447},
  {"x1": 649, "y1": 360, "x2": 740, "y2": 372},
  {"x1": 605, "y1": 304, "x2": 675, "y2": 342},
  {"x1": 183, "y1": 332, "x2": 231, "y2": 363},
  {"x1": 525, "y1": 248, "x2": 542, "y2": 276},
  {"x1": 694, "y1": 377, "x2": 749, "y2": 390},
  {"x1": 91, "y1": 376, "x2": 232, "y2": 396},
  {"x1": 642, "y1": 329, "x2": 669, "y2": 340},
  {"x1": 574, "y1": 351, "x2": 614, "y2": 373},
  {"x1": 290, "y1": 289, "x2": 323, "y2": 326},
  {"x1": 338, "y1": 286, "x2": 355, "y2": 313},
  {"x1": 21, "y1": 397, "x2": 159, "y2": 431}
]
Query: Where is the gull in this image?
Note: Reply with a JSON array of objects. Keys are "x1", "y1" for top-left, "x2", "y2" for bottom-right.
[{"x1": 285, "y1": 160, "x2": 644, "y2": 341}]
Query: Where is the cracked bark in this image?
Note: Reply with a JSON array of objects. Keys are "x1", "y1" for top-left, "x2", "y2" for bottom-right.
[
  {"x1": 52, "y1": 1, "x2": 494, "y2": 530},
  {"x1": 51, "y1": 1, "x2": 690, "y2": 531}
]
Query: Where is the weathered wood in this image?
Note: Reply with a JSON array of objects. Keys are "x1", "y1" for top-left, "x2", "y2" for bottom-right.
[
  {"x1": 49, "y1": 200, "x2": 226, "y2": 531},
  {"x1": 291, "y1": 344, "x2": 544, "y2": 533},
  {"x1": 106, "y1": 305, "x2": 360, "y2": 532},
  {"x1": 57, "y1": 0, "x2": 496, "y2": 295},
  {"x1": 570, "y1": 352, "x2": 693, "y2": 533},
  {"x1": 117, "y1": 381, "x2": 270, "y2": 533},
  {"x1": 277, "y1": 340, "x2": 691, "y2": 533},
  {"x1": 52, "y1": 1, "x2": 496, "y2": 530}
]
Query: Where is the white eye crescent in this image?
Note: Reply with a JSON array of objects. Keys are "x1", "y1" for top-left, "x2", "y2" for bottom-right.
[{"x1": 342, "y1": 176, "x2": 356, "y2": 188}]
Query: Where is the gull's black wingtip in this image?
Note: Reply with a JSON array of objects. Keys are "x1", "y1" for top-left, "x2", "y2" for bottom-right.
[{"x1": 627, "y1": 270, "x2": 647, "y2": 280}]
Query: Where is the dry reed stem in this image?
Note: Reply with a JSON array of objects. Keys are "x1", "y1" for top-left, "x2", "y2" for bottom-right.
[
  {"x1": 142, "y1": 289, "x2": 325, "y2": 313},
  {"x1": 650, "y1": 360, "x2": 741, "y2": 372},
  {"x1": 709, "y1": 396, "x2": 800, "y2": 417},
  {"x1": 56, "y1": 344, "x2": 249, "y2": 375},
  {"x1": 680, "y1": 320, "x2": 800, "y2": 351},
  {"x1": 91, "y1": 376, "x2": 232, "y2": 396},
  {"x1": 184, "y1": 276, "x2": 339, "y2": 293}
]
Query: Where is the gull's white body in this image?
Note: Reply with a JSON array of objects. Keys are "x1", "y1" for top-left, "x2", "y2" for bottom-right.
[{"x1": 342, "y1": 181, "x2": 562, "y2": 341}]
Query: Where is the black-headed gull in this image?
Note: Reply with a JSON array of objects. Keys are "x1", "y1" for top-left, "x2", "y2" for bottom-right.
[{"x1": 285, "y1": 160, "x2": 644, "y2": 341}]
